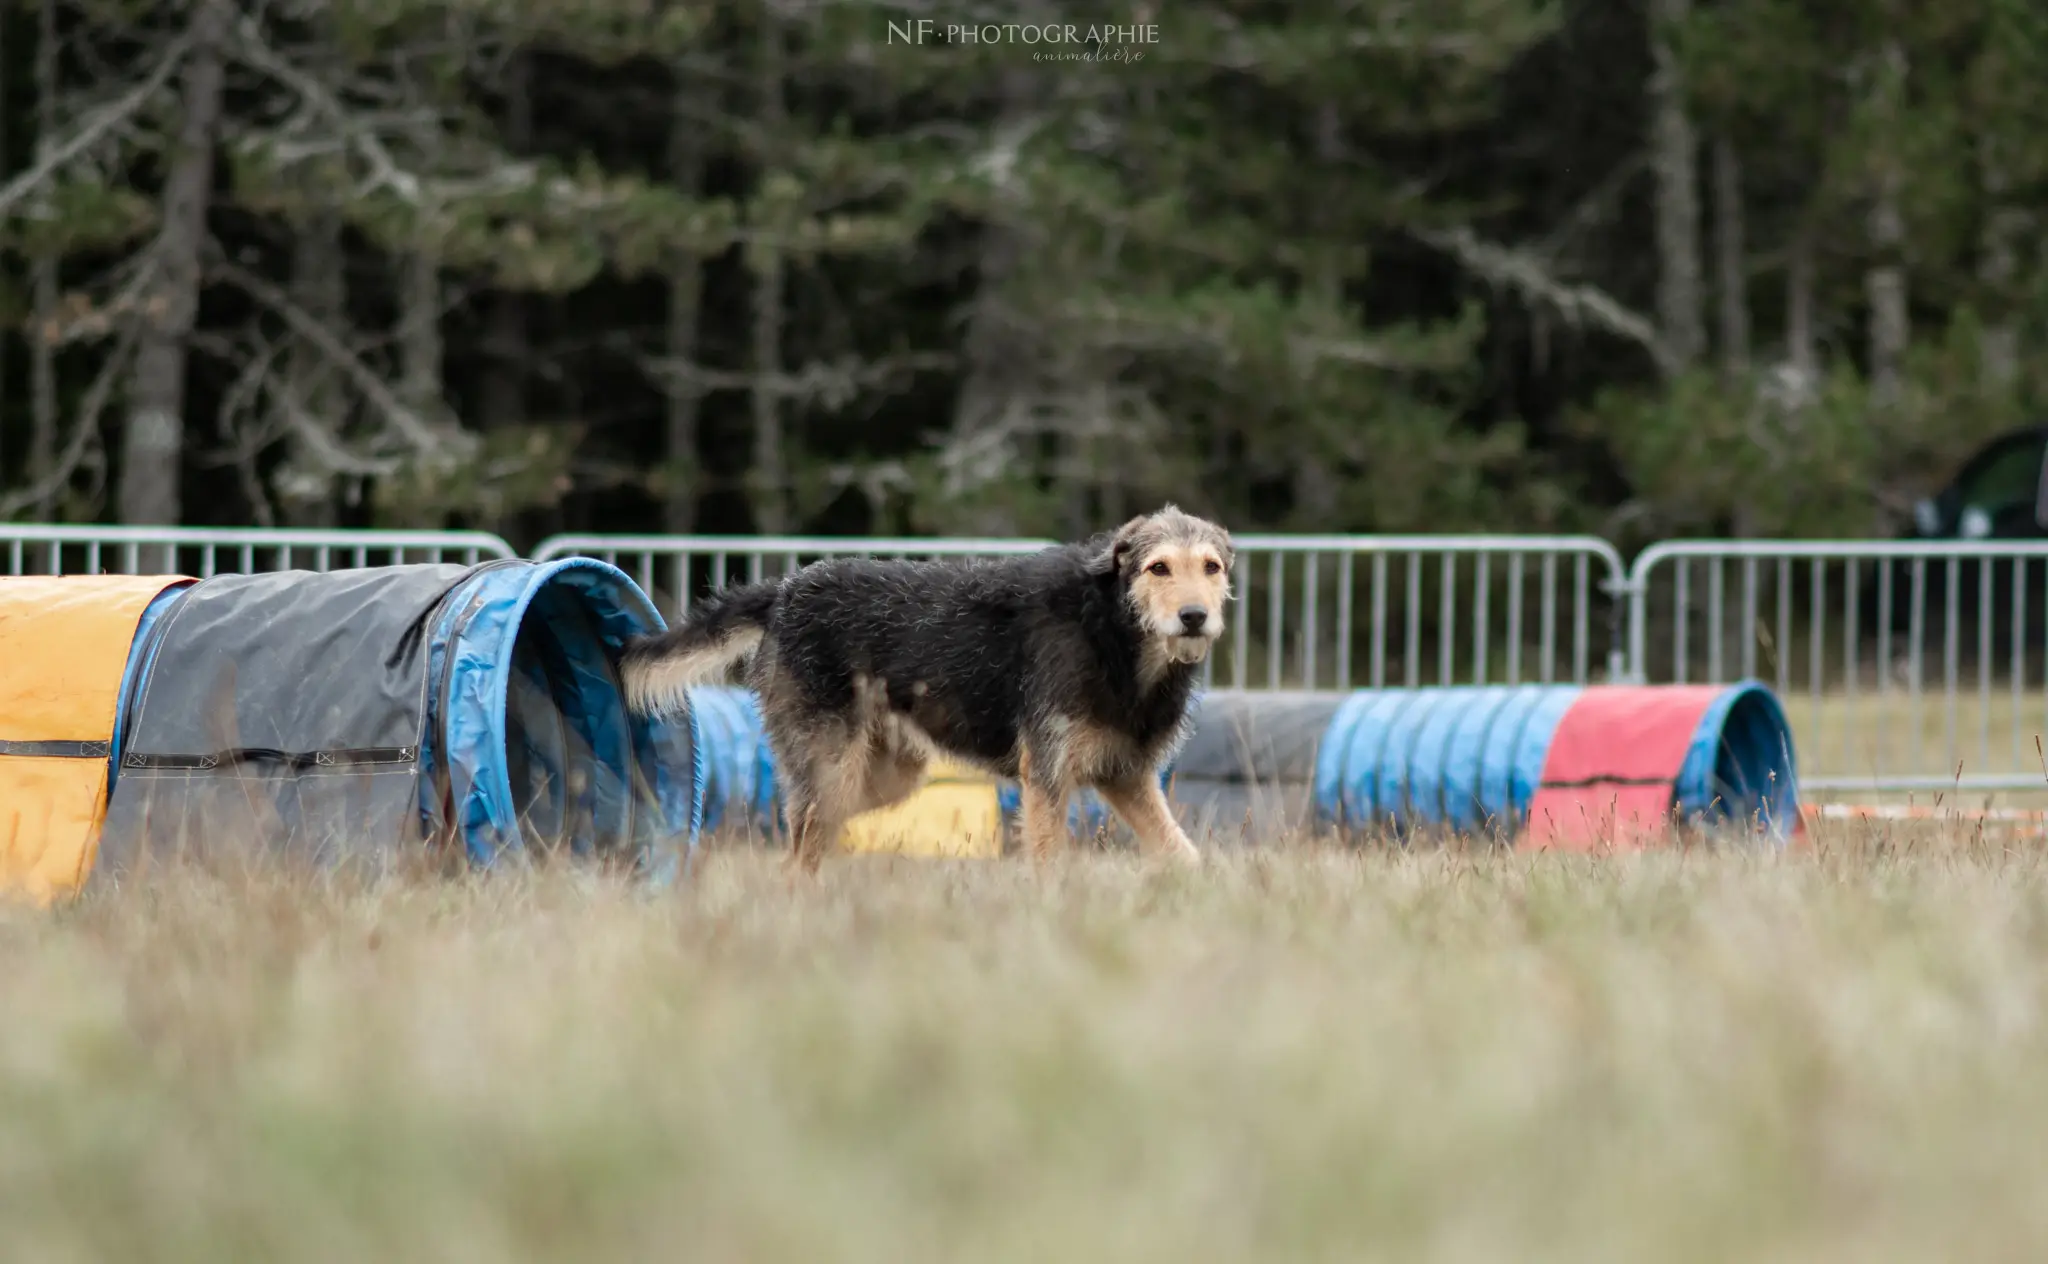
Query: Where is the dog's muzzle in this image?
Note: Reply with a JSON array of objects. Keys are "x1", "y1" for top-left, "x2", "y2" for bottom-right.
[{"x1": 1166, "y1": 618, "x2": 1220, "y2": 663}]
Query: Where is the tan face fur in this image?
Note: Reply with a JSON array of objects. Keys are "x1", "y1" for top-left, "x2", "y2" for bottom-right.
[{"x1": 1100, "y1": 506, "x2": 1234, "y2": 666}]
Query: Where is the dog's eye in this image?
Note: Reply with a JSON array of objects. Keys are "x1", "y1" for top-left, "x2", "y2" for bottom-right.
[
  {"x1": 1147, "y1": 561, "x2": 1170, "y2": 577},
  {"x1": 1203, "y1": 559, "x2": 1222, "y2": 576}
]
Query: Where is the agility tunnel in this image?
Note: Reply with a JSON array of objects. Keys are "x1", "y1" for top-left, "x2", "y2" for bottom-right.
[
  {"x1": 1273, "y1": 682, "x2": 1798, "y2": 847},
  {"x1": 0, "y1": 576, "x2": 195, "y2": 906},
  {"x1": 0, "y1": 559, "x2": 695, "y2": 902},
  {"x1": 1110, "y1": 683, "x2": 1799, "y2": 849}
]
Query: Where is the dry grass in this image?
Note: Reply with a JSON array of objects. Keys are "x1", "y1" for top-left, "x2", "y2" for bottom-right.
[
  {"x1": 8, "y1": 828, "x2": 2048, "y2": 1262},
  {"x1": 1791, "y1": 689, "x2": 2048, "y2": 791}
]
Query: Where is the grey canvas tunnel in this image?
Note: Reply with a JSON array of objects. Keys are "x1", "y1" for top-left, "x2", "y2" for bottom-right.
[{"x1": 95, "y1": 559, "x2": 695, "y2": 882}]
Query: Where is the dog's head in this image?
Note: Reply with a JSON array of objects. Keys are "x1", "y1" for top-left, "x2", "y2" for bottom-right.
[{"x1": 1088, "y1": 505, "x2": 1234, "y2": 665}]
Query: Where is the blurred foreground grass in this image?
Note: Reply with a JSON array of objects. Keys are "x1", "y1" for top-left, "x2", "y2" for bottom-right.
[{"x1": 8, "y1": 828, "x2": 2048, "y2": 1262}]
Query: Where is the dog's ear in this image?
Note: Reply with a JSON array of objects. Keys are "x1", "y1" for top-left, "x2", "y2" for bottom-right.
[{"x1": 1087, "y1": 516, "x2": 1149, "y2": 577}]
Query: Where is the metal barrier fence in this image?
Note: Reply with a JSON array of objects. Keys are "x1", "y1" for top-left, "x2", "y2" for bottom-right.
[
  {"x1": 1, "y1": 525, "x2": 516, "y2": 576},
  {"x1": 1622, "y1": 540, "x2": 2048, "y2": 793},
  {"x1": 1218, "y1": 535, "x2": 1627, "y2": 689},
  {"x1": 527, "y1": 535, "x2": 1061, "y2": 618},
  {"x1": 18, "y1": 523, "x2": 2048, "y2": 794},
  {"x1": 531, "y1": 531, "x2": 1631, "y2": 691}
]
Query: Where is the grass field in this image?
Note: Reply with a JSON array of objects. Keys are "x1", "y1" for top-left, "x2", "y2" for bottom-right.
[
  {"x1": 1789, "y1": 689, "x2": 2048, "y2": 789},
  {"x1": 10, "y1": 829, "x2": 2048, "y2": 1261}
]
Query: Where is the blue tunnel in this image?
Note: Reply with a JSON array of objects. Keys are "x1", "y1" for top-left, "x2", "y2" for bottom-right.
[{"x1": 96, "y1": 559, "x2": 696, "y2": 882}]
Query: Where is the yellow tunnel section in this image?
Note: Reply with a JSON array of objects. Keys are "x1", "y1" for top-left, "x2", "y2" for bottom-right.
[
  {"x1": 840, "y1": 758, "x2": 1004, "y2": 858},
  {"x1": 0, "y1": 575, "x2": 190, "y2": 906}
]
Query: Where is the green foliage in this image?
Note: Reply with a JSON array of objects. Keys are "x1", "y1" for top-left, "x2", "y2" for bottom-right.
[
  {"x1": 7, "y1": 0, "x2": 2048, "y2": 538},
  {"x1": 1576, "y1": 314, "x2": 2034, "y2": 543}
]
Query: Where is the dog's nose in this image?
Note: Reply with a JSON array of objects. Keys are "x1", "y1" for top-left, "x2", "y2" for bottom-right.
[{"x1": 1178, "y1": 606, "x2": 1208, "y2": 634}]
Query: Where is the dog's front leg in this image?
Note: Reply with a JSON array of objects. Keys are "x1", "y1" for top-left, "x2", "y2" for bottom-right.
[
  {"x1": 1098, "y1": 774, "x2": 1202, "y2": 866},
  {"x1": 1016, "y1": 746, "x2": 1072, "y2": 864}
]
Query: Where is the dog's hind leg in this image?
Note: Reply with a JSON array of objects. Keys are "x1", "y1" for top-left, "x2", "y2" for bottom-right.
[
  {"x1": 788, "y1": 740, "x2": 868, "y2": 874},
  {"x1": 1098, "y1": 774, "x2": 1202, "y2": 866}
]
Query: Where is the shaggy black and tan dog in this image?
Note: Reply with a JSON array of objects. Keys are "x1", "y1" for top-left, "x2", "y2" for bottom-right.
[{"x1": 619, "y1": 506, "x2": 1234, "y2": 870}]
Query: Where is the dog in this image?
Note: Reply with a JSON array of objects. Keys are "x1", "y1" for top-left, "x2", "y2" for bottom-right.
[{"x1": 618, "y1": 506, "x2": 1234, "y2": 871}]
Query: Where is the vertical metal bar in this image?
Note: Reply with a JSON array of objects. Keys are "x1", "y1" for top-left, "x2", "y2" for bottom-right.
[
  {"x1": 1336, "y1": 551, "x2": 1355, "y2": 690},
  {"x1": 1806, "y1": 559, "x2": 1821, "y2": 758},
  {"x1": 119, "y1": 542, "x2": 137, "y2": 575},
  {"x1": 1708, "y1": 557, "x2": 1726, "y2": 683},
  {"x1": 1777, "y1": 556, "x2": 1792, "y2": 697},
  {"x1": 86, "y1": 541, "x2": 101, "y2": 575},
  {"x1": 6, "y1": 539, "x2": 19, "y2": 575},
  {"x1": 747, "y1": 552, "x2": 764, "y2": 585},
  {"x1": 1844, "y1": 559, "x2": 1859, "y2": 777},
  {"x1": 1405, "y1": 553, "x2": 1422, "y2": 689},
  {"x1": 1303, "y1": 552, "x2": 1320, "y2": 690},
  {"x1": 1232, "y1": 549, "x2": 1251, "y2": 688},
  {"x1": 1674, "y1": 560, "x2": 1690, "y2": 685},
  {"x1": 637, "y1": 554, "x2": 655, "y2": 595},
  {"x1": 352, "y1": 545, "x2": 368, "y2": 568},
  {"x1": 713, "y1": 551, "x2": 729, "y2": 591},
  {"x1": 1268, "y1": 552, "x2": 1285, "y2": 689},
  {"x1": 1741, "y1": 556, "x2": 1758, "y2": 680},
  {"x1": 1473, "y1": 552, "x2": 1490, "y2": 686},
  {"x1": 1507, "y1": 552, "x2": 1525, "y2": 686},
  {"x1": 1944, "y1": 557, "x2": 1959, "y2": 778},
  {"x1": 1540, "y1": 552, "x2": 1557, "y2": 684},
  {"x1": 1573, "y1": 554, "x2": 1590, "y2": 683},
  {"x1": 1877, "y1": 556, "x2": 1893, "y2": 709},
  {"x1": 1980, "y1": 555, "x2": 1993, "y2": 775},
  {"x1": 1438, "y1": 553, "x2": 1455, "y2": 685},
  {"x1": 1370, "y1": 553, "x2": 1387, "y2": 689},
  {"x1": 675, "y1": 555, "x2": 691, "y2": 619},
  {"x1": 2014, "y1": 557, "x2": 2026, "y2": 772},
  {"x1": 1908, "y1": 558, "x2": 1926, "y2": 776}
]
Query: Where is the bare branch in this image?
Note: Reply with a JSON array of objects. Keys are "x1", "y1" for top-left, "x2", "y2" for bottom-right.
[
  {"x1": 1289, "y1": 335, "x2": 1455, "y2": 372},
  {"x1": 269, "y1": 379, "x2": 405, "y2": 478},
  {"x1": 0, "y1": 317, "x2": 136, "y2": 518},
  {"x1": 0, "y1": 32, "x2": 192, "y2": 219},
  {"x1": 641, "y1": 352, "x2": 954, "y2": 408},
  {"x1": 1415, "y1": 225, "x2": 1674, "y2": 370},
  {"x1": 227, "y1": 14, "x2": 425, "y2": 205},
  {"x1": 208, "y1": 253, "x2": 474, "y2": 460}
]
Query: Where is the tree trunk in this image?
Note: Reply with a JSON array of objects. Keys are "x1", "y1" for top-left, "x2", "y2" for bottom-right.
[
  {"x1": 1978, "y1": 139, "x2": 2026, "y2": 392},
  {"x1": 277, "y1": 210, "x2": 346, "y2": 526},
  {"x1": 748, "y1": 13, "x2": 788, "y2": 534},
  {"x1": 1294, "y1": 101, "x2": 1346, "y2": 530},
  {"x1": 1864, "y1": 42, "x2": 1909, "y2": 407},
  {"x1": 479, "y1": 50, "x2": 531, "y2": 435},
  {"x1": 663, "y1": 65, "x2": 709, "y2": 535},
  {"x1": 1780, "y1": 224, "x2": 1816, "y2": 401},
  {"x1": 27, "y1": 0, "x2": 58, "y2": 519},
  {"x1": 401, "y1": 243, "x2": 443, "y2": 419},
  {"x1": 0, "y1": 1, "x2": 9, "y2": 499},
  {"x1": 1648, "y1": 0, "x2": 1705, "y2": 373},
  {"x1": 119, "y1": 0, "x2": 231, "y2": 526},
  {"x1": 1712, "y1": 135, "x2": 1749, "y2": 379},
  {"x1": 944, "y1": 66, "x2": 1041, "y2": 535}
]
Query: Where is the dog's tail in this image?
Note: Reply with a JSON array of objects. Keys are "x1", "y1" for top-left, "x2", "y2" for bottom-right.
[{"x1": 619, "y1": 582, "x2": 779, "y2": 717}]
